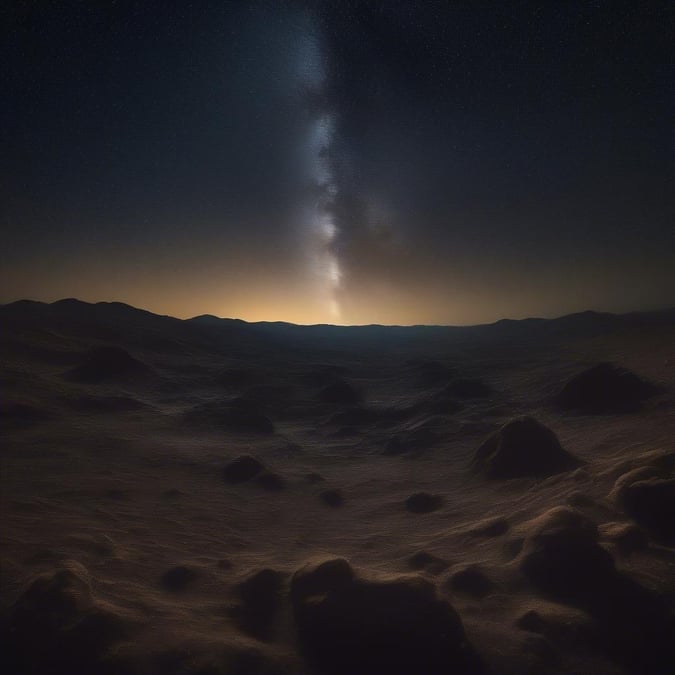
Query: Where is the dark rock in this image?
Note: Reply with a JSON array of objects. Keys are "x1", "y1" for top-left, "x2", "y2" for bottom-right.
[
  {"x1": 319, "y1": 489, "x2": 344, "y2": 507},
  {"x1": 318, "y1": 380, "x2": 360, "y2": 405},
  {"x1": 160, "y1": 565, "x2": 198, "y2": 591},
  {"x1": 448, "y1": 565, "x2": 494, "y2": 598},
  {"x1": 291, "y1": 558, "x2": 482, "y2": 675},
  {"x1": 290, "y1": 557, "x2": 355, "y2": 606},
  {"x1": 257, "y1": 472, "x2": 284, "y2": 491},
  {"x1": 556, "y1": 362, "x2": 659, "y2": 414},
  {"x1": 231, "y1": 568, "x2": 283, "y2": 641},
  {"x1": 473, "y1": 416, "x2": 580, "y2": 479},
  {"x1": 408, "y1": 551, "x2": 437, "y2": 571},
  {"x1": 406, "y1": 492, "x2": 443, "y2": 514},
  {"x1": 223, "y1": 455, "x2": 264, "y2": 483}
]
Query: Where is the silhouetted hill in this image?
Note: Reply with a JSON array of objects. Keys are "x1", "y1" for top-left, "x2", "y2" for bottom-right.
[{"x1": 2, "y1": 299, "x2": 674, "y2": 358}]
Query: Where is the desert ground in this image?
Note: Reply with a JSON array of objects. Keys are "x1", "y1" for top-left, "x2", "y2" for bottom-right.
[{"x1": 1, "y1": 299, "x2": 674, "y2": 674}]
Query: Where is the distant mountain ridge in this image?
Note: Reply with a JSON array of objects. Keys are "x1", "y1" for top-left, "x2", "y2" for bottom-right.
[
  {"x1": 3, "y1": 298, "x2": 674, "y2": 329},
  {"x1": 2, "y1": 298, "x2": 675, "y2": 357}
]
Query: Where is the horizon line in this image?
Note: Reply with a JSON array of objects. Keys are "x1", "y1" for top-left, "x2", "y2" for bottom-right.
[{"x1": 3, "y1": 297, "x2": 675, "y2": 331}]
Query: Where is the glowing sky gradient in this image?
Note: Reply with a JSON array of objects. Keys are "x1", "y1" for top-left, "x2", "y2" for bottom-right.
[{"x1": 2, "y1": 2, "x2": 674, "y2": 325}]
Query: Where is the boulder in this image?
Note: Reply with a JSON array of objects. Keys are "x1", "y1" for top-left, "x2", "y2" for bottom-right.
[
  {"x1": 473, "y1": 417, "x2": 580, "y2": 479},
  {"x1": 291, "y1": 557, "x2": 481, "y2": 675}
]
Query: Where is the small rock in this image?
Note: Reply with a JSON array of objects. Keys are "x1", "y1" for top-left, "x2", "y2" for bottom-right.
[
  {"x1": 160, "y1": 565, "x2": 198, "y2": 592},
  {"x1": 223, "y1": 455, "x2": 264, "y2": 483},
  {"x1": 319, "y1": 489, "x2": 344, "y2": 507},
  {"x1": 406, "y1": 492, "x2": 443, "y2": 514},
  {"x1": 257, "y1": 472, "x2": 284, "y2": 491}
]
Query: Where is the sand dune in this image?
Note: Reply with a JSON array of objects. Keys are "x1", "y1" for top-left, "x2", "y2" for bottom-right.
[{"x1": 1, "y1": 299, "x2": 674, "y2": 674}]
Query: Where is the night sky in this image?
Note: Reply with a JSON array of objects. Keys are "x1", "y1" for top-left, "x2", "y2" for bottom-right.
[{"x1": 3, "y1": 1, "x2": 674, "y2": 325}]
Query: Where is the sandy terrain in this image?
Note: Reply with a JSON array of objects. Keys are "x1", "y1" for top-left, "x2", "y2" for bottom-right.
[{"x1": 1, "y1": 299, "x2": 674, "y2": 674}]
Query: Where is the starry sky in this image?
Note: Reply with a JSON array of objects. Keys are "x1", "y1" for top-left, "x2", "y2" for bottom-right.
[{"x1": 2, "y1": 1, "x2": 674, "y2": 325}]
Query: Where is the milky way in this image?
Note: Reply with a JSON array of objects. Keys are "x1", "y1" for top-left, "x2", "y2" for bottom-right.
[{"x1": 295, "y1": 17, "x2": 342, "y2": 320}]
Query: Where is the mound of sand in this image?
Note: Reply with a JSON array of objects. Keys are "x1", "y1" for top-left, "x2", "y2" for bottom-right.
[
  {"x1": 556, "y1": 362, "x2": 659, "y2": 414},
  {"x1": 65, "y1": 346, "x2": 150, "y2": 383},
  {"x1": 291, "y1": 557, "x2": 482, "y2": 675},
  {"x1": 518, "y1": 507, "x2": 615, "y2": 600},
  {"x1": 473, "y1": 416, "x2": 580, "y2": 478},
  {"x1": 4, "y1": 561, "x2": 131, "y2": 674},
  {"x1": 519, "y1": 507, "x2": 675, "y2": 672}
]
